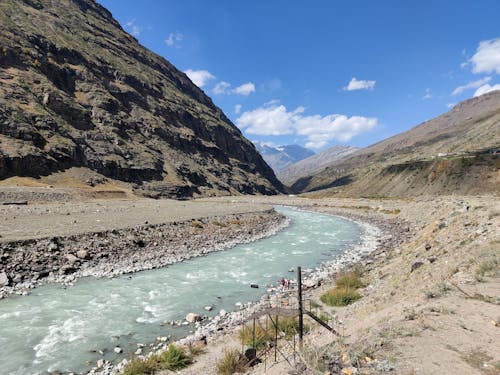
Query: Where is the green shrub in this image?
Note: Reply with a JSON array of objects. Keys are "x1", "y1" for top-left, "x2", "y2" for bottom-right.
[
  {"x1": 320, "y1": 287, "x2": 361, "y2": 306},
  {"x1": 238, "y1": 324, "x2": 268, "y2": 349},
  {"x1": 335, "y1": 272, "x2": 364, "y2": 289},
  {"x1": 216, "y1": 349, "x2": 247, "y2": 375},
  {"x1": 161, "y1": 344, "x2": 192, "y2": 370},
  {"x1": 122, "y1": 354, "x2": 161, "y2": 375}
]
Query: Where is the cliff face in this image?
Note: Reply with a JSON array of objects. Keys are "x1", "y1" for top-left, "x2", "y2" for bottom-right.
[{"x1": 0, "y1": 0, "x2": 283, "y2": 197}]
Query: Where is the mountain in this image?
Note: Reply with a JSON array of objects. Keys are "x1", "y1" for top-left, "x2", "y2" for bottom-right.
[
  {"x1": 254, "y1": 142, "x2": 315, "y2": 173},
  {"x1": 0, "y1": 0, "x2": 283, "y2": 198},
  {"x1": 292, "y1": 91, "x2": 500, "y2": 197},
  {"x1": 277, "y1": 145, "x2": 358, "y2": 186}
]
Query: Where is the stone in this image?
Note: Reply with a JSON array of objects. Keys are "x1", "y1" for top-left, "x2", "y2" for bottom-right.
[
  {"x1": 411, "y1": 261, "x2": 424, "y2": 272},
  {"x1": 186, "y1": 313, "x2": 201, "y2": 323},
  {"x1": 96, "y1": 359, "x2": 104, "y2": 368},
  {"x1": 76, "y1": 250, "x2": 89, "y2": 259},
  {"x1": 0, "y1": 272, "x2": 10, "y2": 287},
  {"x1": 65, "y1": 254, "x2": 79, "y2": 264},
  {"x1": 114, "y1": 346, "x2": 122, "y2": 353},
  {"x1": 48, "y1": 242, "x2": 59, "y2": 251},
  {"x1": 219, "y1": 309, "x2": 227, "y2": 317},
  {"x1": 204, "y1": 305, "x2": 213, "y2": 311},
  {"x1": 134, "y1": 348, "x2": 142, "y2": 355},
  {"x1": 425, "y1": 244, "x2": 432, "y2": 251}
]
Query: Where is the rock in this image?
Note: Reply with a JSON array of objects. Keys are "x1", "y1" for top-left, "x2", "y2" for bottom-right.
[
  {"x1": 96, "y1": 359, "x2": 104, "y2": 368},
  {"x1": 303, "y1": 279, "x2": 316, "y2": 288},
  {"x1": 411, "y1": 261, "x2": 424, "y2": 272},
  {"x1": 0, "y1": 272, "x2": 10, "y2": 286},
  {"x1": 65, "y1": 254, "x2": 79, "y2": 264},
  {"x1": 186, "y1": 313, "x2": 202, "y2": 323},
  {"x1": 134, "y1": 348, "x2": 142, "y2": 355},
  {"x1": 219, "y1": 309, "x2": 227, "y2": 317},
  {"x1": 76, "y1": 250, "x2": 89, "y2": 259},
  {"x1": 204, "y1": 305, "x2": 213, "y2": 311},
  {"x1": 48, "y1": 242, "x2": 59, "y2": 251},
  {"x1": 113, "y1": 346, "x2": 122, "y2": 353},
  {"x1": 425, "y1": 244, "x2": 432, "y2": 251}
]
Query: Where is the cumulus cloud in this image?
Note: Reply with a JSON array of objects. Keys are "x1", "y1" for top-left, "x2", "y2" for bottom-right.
[
  {"x1": 165, "y1": 32, "x2": 183, "y2": 48},
  {"x1": 343, "y1": 77, "x2": 376, "y2": 91},
  {"x1": 473, "y1": 83, "x2": 500, "y2": 97},
  {"x1": 234, "y1": 104, "x2": 242, "y2": 114},
  {"x1": 233, "y1": 82, "x2": 256, "y2": 96},
  {"x1": 236, "y1": 103, "x2": 377, "y2": 149},
  {"x1": 213, "y1": 81, "x2": 231, "y2": 94},
  {"x1": 452, "y1": 77, "x2": 491, "y2": 95},
  {"x1": 470, "y1": 38, "x2": 500, "y2": 74},
  {"x1": 184, "y1": 69, "x2": 215, "y2": 88}
]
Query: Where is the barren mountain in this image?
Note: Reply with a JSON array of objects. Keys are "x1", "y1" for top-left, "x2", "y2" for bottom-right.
[
  {"x1": 0, "y1": 0, "x2": 283, "y2": 198},
  {"x1": 292, "y1": 91, "x2": 500, "y2": 196}
]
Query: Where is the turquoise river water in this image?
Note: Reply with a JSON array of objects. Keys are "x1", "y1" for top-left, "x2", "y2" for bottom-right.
[{"x1": 0, "y1": 207, "x2": 363, "y2": 375}]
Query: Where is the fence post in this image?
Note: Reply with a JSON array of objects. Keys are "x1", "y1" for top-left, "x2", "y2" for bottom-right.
[{"x1": 297, "y1": 266, "x2": 303, "y2": 345}]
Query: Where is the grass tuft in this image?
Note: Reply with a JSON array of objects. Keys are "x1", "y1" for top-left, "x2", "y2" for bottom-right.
[
  {"x1": 321, "y1": 286, "x2": 361, "y2": 306},
  {"x1": 161, "y1": 344, "x2": 193, "y2": 370},
  {"x1": 216, "y1": 349, "x2": 247, "y2": 375}
]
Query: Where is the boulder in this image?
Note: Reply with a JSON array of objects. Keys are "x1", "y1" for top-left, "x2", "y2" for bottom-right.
[
  {"x1": 65, "y1": 254, "x2": 79, "y2": 264},
  {"x1": 185, "y1": 313, "x2": 202, "y2": 323},
  {"x1": 113, "y1": 346, "x2": 122, "y2": 353},
  {"x1": 0, "y1": 272, "x2": 10, "y2": 287},
  {"x1": 76, "y1": 250, "x2": 89, "y2": 260}
]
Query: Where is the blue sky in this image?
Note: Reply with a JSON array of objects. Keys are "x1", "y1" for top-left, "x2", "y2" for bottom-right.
[{"x1": 98, "y1": 0, "x2": 500, "y2": 151}]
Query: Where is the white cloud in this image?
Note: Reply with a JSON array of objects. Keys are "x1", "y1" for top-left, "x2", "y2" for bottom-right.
[
  {"x1": 165, "y1": 32, "x2": 183, "y2": 48},
  {"x1": 470, "y1": 38, "x2": 500, "y2": 74},
  {"x1": 233, "y1": 82, "x2": 256, "y2": 96},
  {"x1": 213, "y1": 81, "x2": 231, "y2": 94},
  {"x1": 234, "y1": 104, "x2": 242, "y2": 114},
  {"x1": 422, "y1": 88, "x2": 432, "y2": 100},
  {"x1": 452, "y1": 77, "x2": 491, "y2": 95},
  {"x1": 447, "y1": 103, "x2": 456, "y2": 109},
  {"x1": 125, "y1": 19, "x2": 140, "y2": 37},
  {"x1": 184, "y1": 69, "x2": 215, "y2": 88},
  {"x1": 343, "y1": 77, "x2": 376, "y2": 91},
  {"x1": 236, "y1": 103, "x2": 377, "y2": 149},
  {"x1": 473, "y1": 83, "x2": 500, "y2": 97}
]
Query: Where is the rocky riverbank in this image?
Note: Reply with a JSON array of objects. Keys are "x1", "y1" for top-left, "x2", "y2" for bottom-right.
[
  {"x1": 0, "y1": 209, "x2": 288, "y2": 299},
  {"x1": 86, "y1": 209, "x2": 387, "y2": 375}
]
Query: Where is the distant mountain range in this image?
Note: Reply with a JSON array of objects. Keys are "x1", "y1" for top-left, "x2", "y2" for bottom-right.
[
  {"x1": 277, "y1": 145, "x2": 358, "y2": 185},
  {"x1": 254, "y1": 142, "x2": 315, "y2": 172}
]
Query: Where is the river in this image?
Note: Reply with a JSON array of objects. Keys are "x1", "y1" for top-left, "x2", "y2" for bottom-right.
[{"x1": 0, "y1": 207, "x2": 365, "y2": 374}]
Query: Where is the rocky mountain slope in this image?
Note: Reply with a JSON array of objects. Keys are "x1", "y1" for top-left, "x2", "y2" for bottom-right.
[
  {"x1": 0, "y1": 0, "x2": 283, "y2": 198},
  {"x1": 254, "y1": 142, "x2": 314, "y2": 173},
  {"x1": 278, "y1": 145, "x2": 358, "y2": 185},
  {"x1": 292, "y1": 91, "x2": 500, "y2": 196}
]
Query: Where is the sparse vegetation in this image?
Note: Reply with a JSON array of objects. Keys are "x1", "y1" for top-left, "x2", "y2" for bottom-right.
[
  {"x1": 161, "y1": 344, "x2": 193, "y2": 370},
  {"x1": 475, "y1": 258, "x2": 499, "y2": 281},
  {"x1": 123, "y1": 354, "x2": 161, "y2": 375},
  {"x1": 320, "y1": 272, "x2": 364, "y2": 306},
  {"x1": 321, "y1": 286, "x2": 361, "y2": 306},
  {"x1": 238, "y1": 324, "x2": 268, "y2": 349},
  {"x1": 335, "y1": 271, "x2": 365, "y2": 289},
  {"x1": 215, "y1": 349, "x2": 247, "y2": 375},
  {"x1": 122, "y1": 344, "x2": 192, "y2": 375}
]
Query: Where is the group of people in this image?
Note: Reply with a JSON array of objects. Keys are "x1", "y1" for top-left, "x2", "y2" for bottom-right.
[{"x1": 279, "y1": 277, "x2": 291, "y2": 291}]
